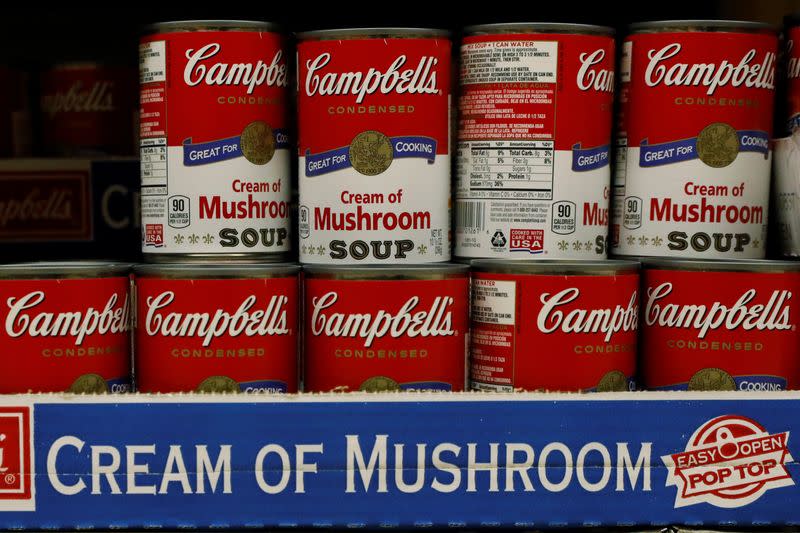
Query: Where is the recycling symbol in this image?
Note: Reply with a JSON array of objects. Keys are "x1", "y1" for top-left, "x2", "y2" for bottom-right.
[{"x1": 491, "y1": 230, "x2": 507, "y2": 247}]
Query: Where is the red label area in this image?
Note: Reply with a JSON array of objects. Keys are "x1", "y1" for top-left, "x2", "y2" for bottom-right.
[
  {"x1": 460, "y1": 33, "x2": 615, "y2": 149},
  {"x1": 785, "y1": 27, "x2": 800, "y2": 132},
  {"x1": 135, "y1": 276, "x2": 298, "y2": 393},
  {"x1": 621, "y1": 31, "x2": 777, "y2": 145},
  {"x1": 471, "y1": 272, "x2": 639, "y2": 391},
  {"x1": 303, "y1": 277, "x2": 469, "y2": 392},
  {"x1": 140, "y1": 31, "x2": 288, "y2": 145},
  {"x1": 40, "y1": 65, "x2": 137, "y2": 154},
  {"x1": 642, "y1": 269, "x2": 800, "y2": 389},
  {"x1": 297, "y1": 37, "x2": 450, "y2": 154},
  {"x1": 0, "y1": 278, "x2": 131, "y2": 393},
  {"x1": 0, "y1": 407, "x2": 32, "y2": 503}
]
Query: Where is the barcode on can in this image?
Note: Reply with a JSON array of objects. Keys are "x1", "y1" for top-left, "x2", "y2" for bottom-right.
[{"x1": 457, "y1": 202, "x2": 485, "y2": 230}]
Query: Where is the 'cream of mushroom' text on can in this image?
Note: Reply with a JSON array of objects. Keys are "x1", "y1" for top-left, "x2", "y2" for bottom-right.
[
  {"x1": 297, "y1": 29, "x2": 451, "y2": 264},
  {"x1": 612, "y1": 21, "x2": 777, "y2": 259},
  {"x1": 134, "y1": 263, "x2": 299, "y2": 393},
  {"x1": 0, "y1": 262, "x2": 132, "y2": 393},
  {"x1": 641, "y1": 259, "x2": 800, "y2": 391},
  {"x1": 303, "y1": 264, "x2": 469, "y2": 391},
  {"x1": 139, "y1": 21, "x2": 291, "y2": 261},
  {"x1": 456, "y1": 24, "x2": 616, "y2": 259},
  {"x1": 470, "y1": 260, "x2": 639, "y2": 392}
]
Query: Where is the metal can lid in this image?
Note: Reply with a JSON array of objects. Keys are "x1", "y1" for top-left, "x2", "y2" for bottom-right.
[
  {"x1": 0, "y1": 261, "x2": 132, "y2": 279},
  {"x1": 296, "y1": 27, "x2": 450, "y2": 40},
  {"x1": 641, "y1": 258, "x2": 800, "y2": 273},
  {"x1": 470, "y1": 259, "x2": 640, "y2": 275},
  {"x1": 303, "y1": 263, "x2": 468, "y2": 280},
  {"x1": 134, "y1": 262, "x2": 300, "y2": 279},
  {"x1": 144, "y1": 20, "x2": 281, "y2": 34},
  {"x1": 629, "y1": 20, "x2": 776, "y2": 34},
  {"x1": 464, "y1": 22, "x2": 614, "y2": 36}
]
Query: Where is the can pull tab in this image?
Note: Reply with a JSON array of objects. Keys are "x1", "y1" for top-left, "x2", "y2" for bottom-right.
[{"x1": 715, "y1": 427, "x2": 739, "y2": 459}]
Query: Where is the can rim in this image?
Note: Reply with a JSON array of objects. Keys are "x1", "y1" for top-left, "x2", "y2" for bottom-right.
[
  {"x1": 134, "y1": 262, "x2": 300, "y2": 277},
  {"x1": 296, "y1": 27, "x2": 450, "y2": 40},
  {"x1": 470, "y1": 259, "x2": 640, "y2": 274},
  {"x1": 0, "y1": 261, "x2": 132, "y2": 278},
  {"x1": 641, "y1": 258, "x2": 800, "y2": 272},
  {"x1": 629, "y1": 19, "x2": 776, "y2": 33},
  {"x1": 144, "y1": 20, "x2": 281, "y2": 34},
  {"x1": 464, "y1": 22, "x2": 614, "y2": 36},
  {"x1": 303, "y1": 263, "x2": 468, "y2": 276}
]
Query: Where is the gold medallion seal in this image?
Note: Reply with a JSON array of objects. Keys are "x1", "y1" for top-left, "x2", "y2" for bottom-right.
[
  {"x1": 696, "y1": 122, "x2": 739, "y2": 168},
  {"x1": 68, "y1": 374, "x2": 108, "y2": 394},
  {"x1": 349, "y1": 131, "x2": 393, "y2": 176},
  {"x1": 359, "y1": 376, "x2": 401, "y2": 392},
  {"x1": 241, "y1": 121, "x2": 275, "y2": 165},
  {"x1": 596, "y1": 370, "x2": 629, "y2": 392},
  {"x1": 687, "y1": 368, "x2": 737, "y2": 391},
  {"x1": 197, "y1": 376, "x2": 240, "y2": 393}
]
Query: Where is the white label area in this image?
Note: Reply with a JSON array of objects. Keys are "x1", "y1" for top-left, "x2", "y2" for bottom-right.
[
  {"x1": 461, "y1": 40, "x2": 558, "y2": 85},
  {"x1": 139, "y1": 41, "x2": 166, "y2": 84},
  {"x1": 470, "y1": 278, "x2": 515, "y2": 392},
  {"x1": 298, "y1": 156, "x2": 450, "y2": 264},
  {"x1": 141, "y1": 148, "x2": 291, "y2": 254},
  {"x1": 472, "y1": 278, "x2": 515, "y2": 325},
  {"x1": 612, "y1": 149, "x2": 770, "y2": 258}
]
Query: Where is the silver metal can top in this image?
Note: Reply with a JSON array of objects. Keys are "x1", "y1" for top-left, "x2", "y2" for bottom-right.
[
  {"x1": 641, "y1": 258, "x2": 800, "y2": 273},
  {"x1": 470, "y1": 259, "x2": 640, "y2": 276},
  {"x1": 145, "y1": 20, "x2": 281, "y2": 34},
  {"x1": 629, "y1": 20, "x2": 776, "y2": 34},
  {"x1": 134, "y1": 262, "x2": 300, "y2": 279},
  {"x1": 0, "y1": 261, "x2": 132, "y2": 279},
  {"x1": 296, "y1": 27, "x2": 450, "y2": 40},
  {"x1": 303, "y1": 263, "x2": 468, "y2": 280},
  {"x1": 464, "y1": 22, "x2": 614, "y2": 36}
]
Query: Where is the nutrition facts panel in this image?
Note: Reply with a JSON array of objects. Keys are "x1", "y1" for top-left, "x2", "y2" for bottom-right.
[
  {"x1": 140, "y1": 138, "x2": 168, "y2": 195},
  {"x1": 457, "y1": 140, "x2": 554, "y2": 200}
]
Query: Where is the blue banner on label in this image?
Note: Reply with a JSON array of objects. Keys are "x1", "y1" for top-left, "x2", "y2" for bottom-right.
[
  {"x1": 105, "y1": 377, "x2": 131, "y2": 393},
  {"x1": 571, "y1": 143, "x2": 610, "y2": 172},
  {"x1": 654, "y1": 375, "x2": 787, "y2": 392},
  {"x1": 305, "y1": 136, "x2": 437, "y2": 177},
  {"x1": 640, "y1": 129, "x2": 770, "y2": 167},
  {"x1": 238, "y1": 380, "x2": 288, "y2": 393},
  {"x1": 183, "y1": 129, "x2": 289, "y2": 166},
  {"x1": 399, "y1": 382, "x2": 452, "y2": 392}
]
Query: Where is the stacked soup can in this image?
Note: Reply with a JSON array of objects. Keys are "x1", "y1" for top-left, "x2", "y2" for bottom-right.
[{"x1": 2, "y1": 16, "x2": 799, "y2": 394}]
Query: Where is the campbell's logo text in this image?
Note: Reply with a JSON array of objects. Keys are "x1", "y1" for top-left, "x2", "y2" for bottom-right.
[
  {"x1": 644, "y1": 43, "x2": 776, "y2": 96},
  {"x1": 537, "y1": 288, "x2": 638, "y2": 342},
  {"x1": 5, "y1": 291, "x2": 130, "y2": 345},
  {"x1": 645, "y1": 282, "x2": 793, "y2": 338},
  {"x1": 41, "y1": 81, "x2": 115, "y2": 115},
  {"x1": 310, "y1": 291, "x2": 454, "y2": 347},
  {"x1": 184, "y1": 43, "x2": 288, "y2": 94},
  {"x1": 304, "y1": 53, "x2": 440, "y2": 104},
  {"x1": 145, "y1": 291, "x2": 290, "y2": 346},
  {"x1": 577, "y1": 49, "x2": 614, "y2": 92}
]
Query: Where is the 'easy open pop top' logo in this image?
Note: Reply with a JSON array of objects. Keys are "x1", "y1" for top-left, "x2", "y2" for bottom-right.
[
  {"x1": 662, "y1": 415, "x2": 793, "y2": 509},
  {"x1": 0, "y1": 407, "x2": 34, "y2": 511}
]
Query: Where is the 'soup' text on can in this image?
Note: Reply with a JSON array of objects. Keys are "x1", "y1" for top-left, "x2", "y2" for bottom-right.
[
  {"x1": 139, "y1": 20, "x2": 291, "y2": 261},
  {"x1": 641, "y1": 259, "x2": 800, "y2": 391},
  {"x1": 297, "y1": 28, "x2": 452, "y2": 264},
  {"x1": 470, "y1": 260, "x2": 639, "y2": 392},
  {"x1": 456, "y1": 23, "x2": 615, "y2": 259},
  {"x1": 303, "y1": 264, "x2": 469, "y2": 391},
  {"x1": 0, "y1": 262, "x2": 132, "y2": 393},
  {"x1": 134, "y1": 263, "x2": 299, "y2": 393},
  {"x1": 612, "y1": 21, "x2": 777, "y2": 259}
]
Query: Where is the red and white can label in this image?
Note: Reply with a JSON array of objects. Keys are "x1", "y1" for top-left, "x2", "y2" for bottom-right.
[
  {"x1": 642, "y1": 269, "x2": 800, "y2": 391},
  {"x1": 0, "y1": 277, "x2": 131, "y2": 393},
  {"x1": 456, "y1": 33, "x2": 615, "y2": 259},
  {"x1": 135, "y1": 276, "x2": 298, "y2": 393},
  {"x1": 303, "y1": 277, "x2": 469, "y2": 391},
  {"x1": 139, "y1": 30, "x2": 290, "y2": 256},
  {"x1": 785, "y1": 27, "x2": 800, "y2": 134},
  {"x1": 613, "y1": 30, "x2": 777, "y2": 259},
  {"x1": 40, "y1": 64, "x2": 137, "y2": 156},
  {"x1": 470, "y1": 272, "x2": 638, "y2": 391},
  {"x1": 297, "y1": 37, "x2": 451, "y2": 264}
]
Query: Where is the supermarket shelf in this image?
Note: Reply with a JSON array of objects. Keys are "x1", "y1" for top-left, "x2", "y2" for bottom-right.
[{"x1": 0, "y1": 391, "x2": 797, "y2": 529}]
